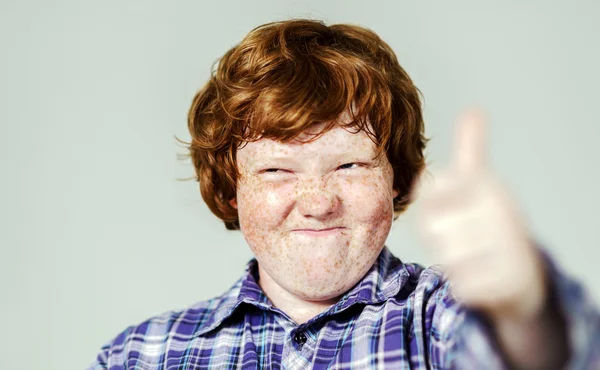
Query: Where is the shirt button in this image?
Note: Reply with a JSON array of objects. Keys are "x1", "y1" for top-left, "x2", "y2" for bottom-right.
[{"x1": 293, "y1": 331, "x2": 307, "y2": 346}]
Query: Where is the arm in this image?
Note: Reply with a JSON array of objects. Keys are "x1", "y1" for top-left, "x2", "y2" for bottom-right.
[
  {"x1": 486, "y1": 249, "x2": 569, "y2": 370},
  {"x1": 443, "y1": 250, "x2": 600, "y2": 370},
  {"x1": 488, "y1": 250, "x2": 600, "y2": 370},
  {"x1": 415, "y1": 110, "x2": 600, "y2": 369},
  {"x1": 488, "y1": 271, "x2": 568, "y2": 369},
  {"x1": 87, "y1": 344, "x2": 110, "y2": 370},
  {"x1": 87, "y1": 326, "x2": 134, "y2": 370}
]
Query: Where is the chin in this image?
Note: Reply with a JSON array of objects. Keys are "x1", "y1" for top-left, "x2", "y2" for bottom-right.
[
  {"x1": 292, "y1": 274, "x2": 358, "y2": 302},
  {"x1": 295, "y1": 288, "x2": 345, "y2": 302}
]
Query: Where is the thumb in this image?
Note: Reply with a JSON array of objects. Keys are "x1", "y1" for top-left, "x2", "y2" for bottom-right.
[{"x1": 453, "y1": 109, "x2": 487, "y2": 174}]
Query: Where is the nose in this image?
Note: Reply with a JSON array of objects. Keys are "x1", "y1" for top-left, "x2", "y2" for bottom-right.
[{"x1": 295, "y1": 179, "x2": 340, "y2": 219}]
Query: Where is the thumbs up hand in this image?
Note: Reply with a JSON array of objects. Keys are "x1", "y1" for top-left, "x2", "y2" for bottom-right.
[{"x1": 415, "y1": 110, "x2": 547, "y2": 321}]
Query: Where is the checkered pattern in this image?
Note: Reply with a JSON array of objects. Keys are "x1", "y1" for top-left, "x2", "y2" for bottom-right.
[{"x1": 89, "y1": 247, "x2": 600, "y2": 369}]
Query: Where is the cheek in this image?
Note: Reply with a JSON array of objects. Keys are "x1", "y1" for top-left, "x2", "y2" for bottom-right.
[
  {"x1": 237, "y1": 181, "x2": 294, "y2": 229},
  {"x1": 341, "y1": 174, "x2": 395, "y2": 222}
]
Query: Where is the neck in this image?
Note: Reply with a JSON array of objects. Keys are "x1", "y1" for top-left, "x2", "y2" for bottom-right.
[{"x1": 257, "y1": 264, "x2": 339, "y2": 324}]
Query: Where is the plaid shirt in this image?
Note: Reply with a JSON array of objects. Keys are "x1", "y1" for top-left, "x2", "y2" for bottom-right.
[{"x1": 90, "y1": 247, "x2": 600, "y2": 369}]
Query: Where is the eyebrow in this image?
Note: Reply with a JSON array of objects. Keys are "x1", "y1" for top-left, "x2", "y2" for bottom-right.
[{"x1": 253, "y1": 151, "x2": 378, "y2": 166}]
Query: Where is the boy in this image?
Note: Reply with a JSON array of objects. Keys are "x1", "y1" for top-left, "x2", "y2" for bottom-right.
[{"x1": 90, "y1": 19, "x2": 599, "y2": 369}]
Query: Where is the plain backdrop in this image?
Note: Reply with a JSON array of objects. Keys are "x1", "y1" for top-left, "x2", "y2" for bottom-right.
[{"x1": 1, "y1": 0, "x2": 599, "y2": 369}]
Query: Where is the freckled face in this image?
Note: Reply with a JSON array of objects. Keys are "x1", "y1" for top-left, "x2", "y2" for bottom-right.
[{"x1": 234, "y1": 124, "x2": 399, "y2": 301}]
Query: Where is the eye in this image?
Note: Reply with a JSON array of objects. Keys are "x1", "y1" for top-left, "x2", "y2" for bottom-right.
[
  {"x1": 337, "y1": 163, "x2": 360, "y2": 170},
  {"x1": 261, "y1": 168, "x2": 292, "y2": 174}
]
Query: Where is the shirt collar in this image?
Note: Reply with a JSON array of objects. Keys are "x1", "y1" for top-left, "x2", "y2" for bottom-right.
[{"x1": 193, "y1": 246, "x2": 409, "y2": 337}]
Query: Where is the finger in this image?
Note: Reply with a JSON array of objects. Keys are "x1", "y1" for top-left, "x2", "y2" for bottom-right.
[
  {"x1": 410, "y1": 168, "x2": 460, "y2": 205},
  {"x1": 453, "y1": 108, "x2": 487, "y2": 175},
  {"x1": 409, "y1": 168, "x2": 433, "y2": 203}
]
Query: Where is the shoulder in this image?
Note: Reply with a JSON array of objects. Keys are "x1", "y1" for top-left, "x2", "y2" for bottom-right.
[
  {"x1": 90, "y1": 294, "x2": 234, "y2": 369},
  {"x1": 397, "y1": 262, "x2": 462, "y2": 326},
  {"x1": 402, "y1": 262, "x2": 451, "y2": 298},
  {"x1": 137, "y1": 295, "x2": 225, "y2": 337},
  {"x1": 377, "y1": 250, "x2": 455, "y2": 306},
  {"x1": 396, "y1": 263, "x2": 466, "y2": 344}
]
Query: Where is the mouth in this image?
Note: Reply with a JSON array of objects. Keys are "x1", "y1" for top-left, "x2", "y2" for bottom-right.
[{"x1": 292, "y1": 227, "x2": 346, "y2": 236}]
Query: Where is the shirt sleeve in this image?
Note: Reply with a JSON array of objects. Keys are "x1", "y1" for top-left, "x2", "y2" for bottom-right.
[
  {"x1": 538, "y1": 249, "x2": 600, "y2": 369},
  {"x1": 87, "y1": 340, "x2": 111, "y2": 370},
  {"x1": 87, "y1": 326, "x2": 133, "y2": 370},
  {"x1": 433, "y1": 249, "x2": 600, "y2": 369},
  {"x1": 417, "y1": 266, "x2": 508, "y2": 369}
]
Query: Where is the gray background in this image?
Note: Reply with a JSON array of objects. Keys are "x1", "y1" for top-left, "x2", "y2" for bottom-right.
[{"x1": 1, "y1": 0, "x2": 598, "y2": 369}]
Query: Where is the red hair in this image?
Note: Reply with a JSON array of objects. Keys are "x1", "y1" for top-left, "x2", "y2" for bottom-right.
[{"x1": 186, "y1": 19, "x2": 427, "y2": 230}]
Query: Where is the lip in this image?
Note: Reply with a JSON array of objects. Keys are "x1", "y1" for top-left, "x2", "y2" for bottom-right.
[{"x1": 292, "y1": 227, "x2": 346, "y2": 236}]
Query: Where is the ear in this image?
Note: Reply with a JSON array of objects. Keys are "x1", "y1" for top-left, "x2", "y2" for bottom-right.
[
  {"x1": 229, "y1": 198, "x2": 237, "y2": 209},
  {"x1": 392, "y1": 188, "x2": 400, "y2": 199}
]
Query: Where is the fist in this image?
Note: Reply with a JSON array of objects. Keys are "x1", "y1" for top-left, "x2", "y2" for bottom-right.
[{"x1": 414, "y1": 110, "x2": 547, "y2": 320}]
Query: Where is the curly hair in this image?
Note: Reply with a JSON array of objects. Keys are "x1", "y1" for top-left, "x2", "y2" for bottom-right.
[{"x1": 186, "y1": 19, "x2": 427, "y2": 230}]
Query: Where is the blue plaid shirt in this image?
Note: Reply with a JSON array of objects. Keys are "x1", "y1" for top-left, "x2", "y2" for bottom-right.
[{"x1": 90, "y1": 247, "x2": 600, "y2": 369}]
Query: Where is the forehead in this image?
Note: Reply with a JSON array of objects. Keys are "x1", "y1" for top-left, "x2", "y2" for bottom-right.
[{"x1": 237, "y1": 124, "x2": 378, "y2": 160}]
